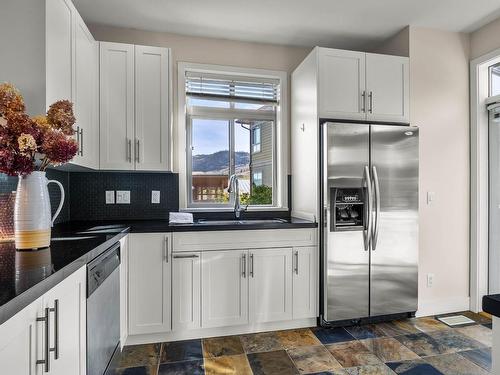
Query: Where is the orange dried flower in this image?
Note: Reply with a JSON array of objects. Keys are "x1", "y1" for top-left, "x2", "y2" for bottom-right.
[
  {"x1": 0, "y1": 83, "x2": 25, "y2": 117},
  {"x1": 46, "y1": 100, "x2": 75, "y2": 135}
]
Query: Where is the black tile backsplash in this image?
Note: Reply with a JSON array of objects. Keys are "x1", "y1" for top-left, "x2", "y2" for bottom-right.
[
  {"x1": 69, "y1": 172, "x2": 179, "y2": 221},
  {"x1": 0, "y1": 170, "x2": 70, "y2": 224}
]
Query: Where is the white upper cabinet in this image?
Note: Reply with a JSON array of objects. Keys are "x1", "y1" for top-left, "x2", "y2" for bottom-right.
[
  {"x1": 73, "y1": 13, "x2": 99, "y2": 169},
  {"x1": 135, "y1": 46, "x2": 170, "y2": 171},
  {"x1": 314, "y1": 47, "x2": 409, "y2": 123},
  {"x1": 201, "y1": 250, "x2": 249, "y2": 328},
  {"x1": 100, "y1": 42, "x2": 171, "y2": 171},
  {"x1": 365, "y1": 53, "x2": 409, "y2": 123},
  {"x1": 319, "y1": 48, "x2": 366, "y2": 121},
  {"x1": 46, "y1": 0, "x2": 74, "y2": 108},
  {"x1": 99, "y1": 42, "x2": 135, "y2": 170},
  {"x1": 128, "y1": 233, "x2": 172, "y2": 335}
]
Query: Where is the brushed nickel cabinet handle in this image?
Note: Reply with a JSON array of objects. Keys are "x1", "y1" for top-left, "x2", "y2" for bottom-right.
[
  {"x1": 368, "y1": 91, "x2": 373, "y2": 113},
  {"x1": 361, "y1": 91, "x2": 366, "y2": 113},
  {"x1": 36, "y1": 307, "x2": 51, "y2": 372},
  {"x1": 127, "y1": 139, "x2": 132, "y2": 163},
  {"x1": 250, "y1": 253, "x2": 254, "y2": 278},
  {"x1": 79, "y1": 129, "x2": 84, "y2": 157},
  {"x1": 52, "y1": 299, "x2": 59, "y2": 360},
  {"x1": 135, "y1": 139, "x2": 140, "y2": 163},
  {"x1": 164, "y1": 236, "x2": 169, "y2": 263},
  {"x1": 242, "y1": 253, "x2": 246, "y2": 278},
  {"x1": 173, "y1": 254, "x2": 199, "y2": 259},
  {"x1": 294, "y1": 251, "x2": 299, "y2": 275}
]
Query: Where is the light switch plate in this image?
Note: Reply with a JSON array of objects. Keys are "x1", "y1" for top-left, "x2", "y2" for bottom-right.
[
  {"x1": 152, "y1": 190, "x2": 160, "y2": 204},
  {"x1": 105, "y1": 191, "x2": 115, "y2": 204},
  {"x1": 116, "y1": 190, "x2": 130, "y2": 204}
]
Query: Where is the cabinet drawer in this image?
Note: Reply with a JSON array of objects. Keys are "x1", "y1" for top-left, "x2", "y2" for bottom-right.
[{"x1": 173, "y1": 229, "x2": 316, "y2": 252}]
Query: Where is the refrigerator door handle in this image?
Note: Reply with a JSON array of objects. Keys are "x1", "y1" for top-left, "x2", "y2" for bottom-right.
[
  {"x1": 372, "y1": 165, "x2": 381, "y2": 250},
  {"x1": 363, "y1": 165, "x2": 373, "y2": 251}
]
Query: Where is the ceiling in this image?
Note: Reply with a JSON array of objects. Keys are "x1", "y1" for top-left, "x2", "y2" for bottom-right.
[{"x1": 73, "y1": 0, "x2": 500, "y2": 49}]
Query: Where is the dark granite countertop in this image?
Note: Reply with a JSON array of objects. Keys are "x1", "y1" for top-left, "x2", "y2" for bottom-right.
[
  {"x1": 0, "y1": 217, "x2": 316, "y2": 325},
  {"x1": 483, "y1": 294, "x2": 500, "y2": 318}
]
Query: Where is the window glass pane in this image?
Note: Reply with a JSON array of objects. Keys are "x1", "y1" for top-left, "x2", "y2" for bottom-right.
[
  {"x1": 234, "y1": 102, "x2": 275, "y2": 111},
  {"x1": 187, "y1": 97, "x2": 230, "y2": 108},
  {"x1": 237, "y1": 119, "x2": 274, "y2": 206},
  {"x1": 491, "y1": 63, "x2": 500, "y2": 96},
  {"x1": 235, "y1": 122, "x2": 251, "y2": 203},
  {"x1": 191, "y1": 119, "x2": 229, "y2": 204}
]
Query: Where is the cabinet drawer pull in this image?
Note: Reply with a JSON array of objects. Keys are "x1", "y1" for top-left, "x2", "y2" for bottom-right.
[
  {"x1": 361, "y1": 91, "x2": 366, "y2": 113},
  {"x1": 127, "y1": 139, "x2": 132, "y2": 162},
  {"x1": 36, "y1": 307, "x2": 51, "y2": 372},
  {"x1": 294, "y1": 251, "x2": 299, "y2": 275},
  {"x1": 173, "y1": 254, "x2": 199, "y2": 259},
  {"x1": 135, "y1": 139, "x2": 140, "y2": 163},
  {"x1": 80, "y1": 129, "x2": 84, "y2": 156},
  {"x1": 368, "y1": 91, "x2": 373, "y2": 113}
]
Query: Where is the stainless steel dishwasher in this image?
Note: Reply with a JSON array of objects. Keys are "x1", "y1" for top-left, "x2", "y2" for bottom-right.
[{"x1": 87, "y1": 242, "x2": 120, "y2": 375}]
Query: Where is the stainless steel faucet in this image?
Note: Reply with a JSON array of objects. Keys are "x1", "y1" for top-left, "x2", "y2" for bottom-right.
[{"x1": 227, "y1": 174, "x2": 247, "y2": 219}]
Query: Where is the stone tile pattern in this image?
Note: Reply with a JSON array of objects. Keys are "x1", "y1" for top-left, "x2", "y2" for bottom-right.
[{"x1": 105, "y1": 311, "x2": 492, "y2": 375}]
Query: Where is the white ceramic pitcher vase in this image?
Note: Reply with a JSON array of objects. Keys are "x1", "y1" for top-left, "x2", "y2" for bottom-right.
[{"x1": 14, "y1": 171, "x2": 64, "y2": 250}]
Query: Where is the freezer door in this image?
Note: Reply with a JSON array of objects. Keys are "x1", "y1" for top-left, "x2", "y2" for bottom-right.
[
  {"x1": 370, "y1": 125, "x2": 418, "y2": 317},
  {"x1": 322, "y1": 123, "x2": 370, "y2": 322}
]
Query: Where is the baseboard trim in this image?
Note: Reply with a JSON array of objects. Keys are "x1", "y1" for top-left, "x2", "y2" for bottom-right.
[
  {"x1": 416, "y1": 296, "x2": 470, "y2": 317},
  {"x1": 125, "y1": 318, "x2": 317, "y2": 346}
]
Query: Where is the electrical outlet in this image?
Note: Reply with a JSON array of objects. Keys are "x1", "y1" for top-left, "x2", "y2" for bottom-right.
[
  {"x1": 427, "y1": 273, "x2": 434, "y2": 288},
  {"x1": 105, "y1": 191, "x2": 115, "y2": 204},
  {"x1": 152, "y1": 190, "x2": 160, "y2": 204},
  {"x1": 116, "y1": 190, "x2": 130, "y2": 204}
]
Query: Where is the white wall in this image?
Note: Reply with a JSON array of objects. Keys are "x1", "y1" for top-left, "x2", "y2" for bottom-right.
[
  {"x1": 88, "y1": 24, "x2": 311, "y2": 174},
  {"x1": 409, "y1": 28, "x2": 471, "y2": 316},
  {"x1": 376, "y1": 27, "x2": 471, "y2": 316},
  {"x1": 471, "y1": 17, "x2": 500, "y2": 59}
]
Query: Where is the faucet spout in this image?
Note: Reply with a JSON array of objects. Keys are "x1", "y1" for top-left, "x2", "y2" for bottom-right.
[{"x1": 227, "y1": 174, "x2": 246, "y2": 219}]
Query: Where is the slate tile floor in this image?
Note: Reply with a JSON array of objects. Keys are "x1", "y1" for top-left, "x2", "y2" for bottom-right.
[{"x1": 105, "y1": 312, "x2": 492, "y2": 375}]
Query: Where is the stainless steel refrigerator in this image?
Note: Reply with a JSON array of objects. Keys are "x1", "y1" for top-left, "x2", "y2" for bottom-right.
[{"x1": 321, "y1": 122, "x2": 418, "y2": 324}]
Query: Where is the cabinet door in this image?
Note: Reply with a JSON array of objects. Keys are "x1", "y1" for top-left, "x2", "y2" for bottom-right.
[
  {"x1": 366, "y1": 53, "x2": 409, "y2": 123},
  {"x1": 172, "y1": 253, "x2": 201, "y2": 331},
  {"x1": 201, "y1": 250, "x2": 248, "y2": 328},
  {"x1": 41, "y1": 266, "x2": 86, "y2": 375},
  {"x1": 100, "y1": 42, "x2": 135, "y2": 170},
  {"x1": 46, "y1": 0, "x2": 74, "y2": 108},
  {"x1": 0, "y1": 298, "x2": 40, "y2": 375},
  {"x1": 135, "y1": 46, "x2": 170, "y2": 171},
  {"x1": 128, "y1": 233, "x2": 171, "y2": 335},
  {"x1": 292, "y1": 247, "x2": 317, "y2": 319},
  {"x1": 73, "y1": 13, "x2": 99, "y2": 169},
  {"x1": 318, "y1": 48, "x2": 366, "y2": 121},
  {"x1": 249, "y1": 248, "x2": 292, "y2": 323}
]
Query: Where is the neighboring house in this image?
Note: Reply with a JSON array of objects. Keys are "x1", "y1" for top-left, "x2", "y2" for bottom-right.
[{"x1": 250, "y1": 121, "x2": 273, "y2": 188}]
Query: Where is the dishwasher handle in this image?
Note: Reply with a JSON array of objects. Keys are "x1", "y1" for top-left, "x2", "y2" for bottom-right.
[{"x1": 87, "y1": 243, "x2": 120, "y2": 297}]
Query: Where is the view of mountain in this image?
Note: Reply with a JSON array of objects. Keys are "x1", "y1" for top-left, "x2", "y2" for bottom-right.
[{"x1": 193, "y1": 150, "x2": 249, "y2": 173}]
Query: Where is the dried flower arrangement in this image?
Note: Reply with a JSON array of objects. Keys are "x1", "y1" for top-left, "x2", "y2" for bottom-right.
[{"x1": 0, "y1": 83, "x2": 78, "y2": 176}]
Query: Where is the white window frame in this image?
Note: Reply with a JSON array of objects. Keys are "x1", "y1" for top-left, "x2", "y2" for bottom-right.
[
  {"x1": 177, "y1": 62, "x2": 289, "y2": 212},
  {"x1": 470, "y1": 47, "x2": 500, "y2": 312}
]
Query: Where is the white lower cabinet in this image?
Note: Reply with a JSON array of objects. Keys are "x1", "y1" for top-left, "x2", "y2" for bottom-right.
[
  {"x1": 292, "y1": 247, "x2": 318, "y2": 319},
  {"x1": 201, "y1": 250, "x2": 248, "y2": 328},
  {"x1": 40, "y1": 267, "x2": 87, "y2": 375},
  {"x1": 172, "y1": 252, "x2": 201, "y2": 331},
  {"x1": 0, "y1": 297, "x2": 40, "y2": 374},
  {"x1": 0, "y1": 266, "x2": 86, "y2": 375},
  {"x1": 249, "y1": 248, "x2": 293, "y2": 323},
  {"x1": 128, "y1": 233, "x2": 171, "y2": 335}
]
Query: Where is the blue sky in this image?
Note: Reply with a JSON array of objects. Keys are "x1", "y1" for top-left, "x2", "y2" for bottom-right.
[{"x1": 192, "y1": 119, "x2": 249, "y2": 155}]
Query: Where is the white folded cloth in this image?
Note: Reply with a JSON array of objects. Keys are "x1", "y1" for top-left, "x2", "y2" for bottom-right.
[{"x1": 169, "y1": 212, "x2": 194, "y2": 224}]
